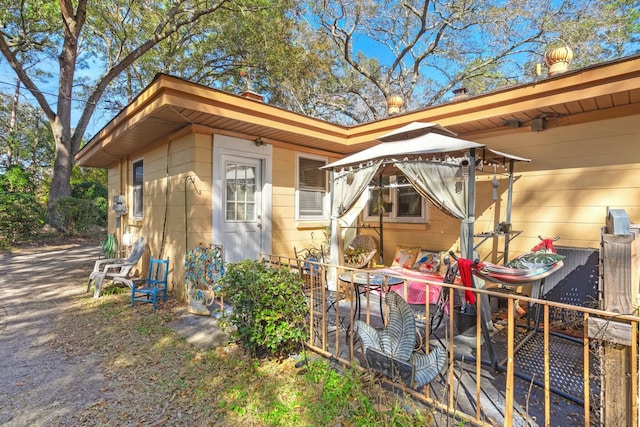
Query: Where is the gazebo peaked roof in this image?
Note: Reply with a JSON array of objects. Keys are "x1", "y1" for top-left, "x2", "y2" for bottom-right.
[
  {"x1": 378, "y1": 121, "x2": 458, "y2": 140},
  {"x1": 323, "y1": 122, "x2": 529, "y2": 170},
  {"x1": 323, "y1": 122, "x2": 530, "y2": 276}
]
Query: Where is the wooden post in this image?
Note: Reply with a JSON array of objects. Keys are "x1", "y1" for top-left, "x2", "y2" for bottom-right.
[{"x1": 598, "y1": 213, "x2": 640, "y2": 426}]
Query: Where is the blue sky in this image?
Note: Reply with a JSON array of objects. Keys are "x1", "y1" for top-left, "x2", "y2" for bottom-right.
[{"x1": 0, "y1": 60, "x2": 106, "y2": 139}]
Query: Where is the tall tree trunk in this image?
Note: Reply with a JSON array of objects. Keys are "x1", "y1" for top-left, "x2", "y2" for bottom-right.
[
  {"x1": 44, "y1": 0, "x2": 85, "y2": 227},
  {"x1": 47, "y1": 117, "x2": 73, "y2": 224},
  {"x1": 0, "y1": 0, "x2": 230, "y2": 228}
]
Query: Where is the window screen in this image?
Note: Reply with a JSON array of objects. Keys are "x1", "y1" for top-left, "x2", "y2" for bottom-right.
[{"x1": 298, "y1": 156, "x2": 327, "y2": 218}]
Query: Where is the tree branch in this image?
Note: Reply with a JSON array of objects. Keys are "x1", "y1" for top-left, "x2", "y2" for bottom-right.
[
  {"x1": 71, "y1": 0, "x2": 231, "y2": 152},
  {"x1": 0, "y1": 35, "x2": 56, "y2": 121}
]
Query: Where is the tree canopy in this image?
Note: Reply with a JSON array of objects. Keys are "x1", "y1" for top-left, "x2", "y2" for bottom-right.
[
  {"x1": 301, "y1": 0, "x2": 639, "y2": 123},
  {"x1": 0, "y1": 0, "x2": 235, "y2": 222},
  {"x1": 0, "y1": 0, "x2": 638, "y2": 225},
  {"x1": 0, "y1": 85, "x2": 53, "y2": 183}
]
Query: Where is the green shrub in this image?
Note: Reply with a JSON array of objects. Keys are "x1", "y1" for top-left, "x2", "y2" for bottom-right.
[
  {"x1": 0, "y1": 165, "x2": 45, "y2": 246},
  {"x1": 0, "y1": 191, "x2": 45, "y2": 246},
  {"x1": 71, "y1": 181, "x2": 107, "y2": 200},
  {"x1": 220, "y1": 260, "x2": 308, "y2": 358},
  {"x1": 71, "y1": 181, "x2": 108, "y2": 226},
  {"x1": 55, "y1": 196, "x2": 102, "y2": 235}
]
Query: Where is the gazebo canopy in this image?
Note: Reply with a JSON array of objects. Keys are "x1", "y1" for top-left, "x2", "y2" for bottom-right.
[
  {"x1": 323, "y1": 122, "x2": 528, "y2": 170},
  {"x1": 322, "y1": 122, "x2": 530, "y2": 266}
]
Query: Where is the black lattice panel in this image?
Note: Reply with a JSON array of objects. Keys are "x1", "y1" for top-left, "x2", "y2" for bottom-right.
[
  {"x1": 541, "y1": 247, "x2": 600, "y2": 326},
  {"x1": 513, "y1": 329, "x2": 600, "y2": 404}
]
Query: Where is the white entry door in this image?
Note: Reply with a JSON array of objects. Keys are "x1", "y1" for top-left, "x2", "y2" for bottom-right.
[
  {"x1": 213, "y1": 134, "x2": 272, "y2": 264},
  {"x1": 222, "y1": 155, "x2": 262, "y2": 263}
]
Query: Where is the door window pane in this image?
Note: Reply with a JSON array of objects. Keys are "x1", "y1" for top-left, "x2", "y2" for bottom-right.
[{"x1": 225, "y1": 162, "x2": 256, "y2": 221}]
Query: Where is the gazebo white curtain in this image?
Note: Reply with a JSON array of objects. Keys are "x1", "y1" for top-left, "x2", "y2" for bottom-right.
[
  {"x1": 326, "y1": 161, "x2": 382, "y2": 289},
  {"x1": 395, "y1": 157, "x2": 476, "y2": 259},
  {"x1": 394, "y1": 158, "x2": 468, "y2": 220},
  {"x1": 331, "y1": 161, "x2": 382, "y2": 217},
  {"x1": 321, "y1": 122, "x2": 529, "y2": 284}
]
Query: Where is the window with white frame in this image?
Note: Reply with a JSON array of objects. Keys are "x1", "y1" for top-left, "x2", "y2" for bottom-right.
[
  {"x1": 132, "y1": 159, "x2": 144, "y2": 218},
  {"x1": 364, "y1": 174, "x2": 428, "y2": 223},
  {"x1": 296, "y1": 154, "x2": 328, "y2": 220}
]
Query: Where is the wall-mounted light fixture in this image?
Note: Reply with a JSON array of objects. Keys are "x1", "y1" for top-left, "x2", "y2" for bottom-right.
[
  {"x1": 531, "y1": 117, "x2": 545, "y2": 132},
  {"x1": 254, "y1": 137, "x2": 265, "y2": 146}
]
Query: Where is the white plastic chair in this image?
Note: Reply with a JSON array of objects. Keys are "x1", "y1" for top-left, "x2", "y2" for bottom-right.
[{"x1": 87, "y1": 236, "x2": 146, "y2": 298}]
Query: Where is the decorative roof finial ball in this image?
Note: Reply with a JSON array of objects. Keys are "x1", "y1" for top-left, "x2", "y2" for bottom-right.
[
  {"x1": 387, "y1": 95, "x2": 403, "y2": 115},
  {"x1": 544, "y1": 45, "x2": 573, "y2": 76}
]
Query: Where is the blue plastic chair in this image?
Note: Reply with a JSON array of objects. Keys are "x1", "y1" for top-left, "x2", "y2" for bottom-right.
[{"x1": 130, "y1": 257, "x2": 169, "y2": 309}]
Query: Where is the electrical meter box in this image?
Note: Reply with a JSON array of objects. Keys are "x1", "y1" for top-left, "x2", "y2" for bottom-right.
[{"x1": 112, "y1": 195, "x2": 128, "y2": 216}]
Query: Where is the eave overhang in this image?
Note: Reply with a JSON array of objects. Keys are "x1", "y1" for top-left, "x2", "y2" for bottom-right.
[{"x1": 76, "y1": 55, "x2": 640, "y2": 168}]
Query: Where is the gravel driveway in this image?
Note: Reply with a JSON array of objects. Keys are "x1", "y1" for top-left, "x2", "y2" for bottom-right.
[{"x1": 0, "y1": 241, "x2": 104, "y2": 426}]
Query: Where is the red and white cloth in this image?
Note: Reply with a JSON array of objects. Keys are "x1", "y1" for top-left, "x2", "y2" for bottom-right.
[{"x1": 374, "y1": 266, "x2": 451, "y2": 305}]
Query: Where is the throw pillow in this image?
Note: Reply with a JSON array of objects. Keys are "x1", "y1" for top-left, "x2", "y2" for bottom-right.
[
  {"x1": 413, "y1": 250, "x2": 442, "y2": 273},
  {"x1": 391, "y1": 246, "x2": 420, "y2": 269}
]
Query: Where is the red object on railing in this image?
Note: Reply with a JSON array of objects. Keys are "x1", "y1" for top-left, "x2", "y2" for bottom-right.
[
  {"x1": 457, "y1": 258, "x2": 478, "y2": 305},
  {"x1": 532, "y1": 238, "x2": 557, "y2": 253}
]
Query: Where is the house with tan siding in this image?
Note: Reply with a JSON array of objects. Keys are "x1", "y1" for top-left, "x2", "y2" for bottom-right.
[{"x1": 76, "y1": 54, "x2": 640, "y2": 299}]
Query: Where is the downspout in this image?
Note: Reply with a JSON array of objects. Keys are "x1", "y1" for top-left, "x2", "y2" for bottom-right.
[
  {"x1": 184, "y1": 175, "x2": 199, "y2": 251},
  {"x1": 328, "y1": 169, "x2": 338, "y2": 291},
  {"x1": 159, "y1": 142, "x2": 171, "y2": 259},
  {"x1": 119, "y1": 158, "x2": 126, "y2": 257},
  {"x1": 467, "y1": 148, "x2": 476, "y2": 260},
  {"x1": 470, "y1": 148, "x2": 498, "y2": 370}
]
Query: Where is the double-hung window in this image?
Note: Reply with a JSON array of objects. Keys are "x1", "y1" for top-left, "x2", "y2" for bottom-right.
[
  {"x1": 364, "y1": 174, "x2": 427, "y2": 223},
  {"x1": 296, "y1": 155, "x2": 328, "y2": 220},
  {"x1": 132, "y1": 159, "x2": 144, "y2": 219}
]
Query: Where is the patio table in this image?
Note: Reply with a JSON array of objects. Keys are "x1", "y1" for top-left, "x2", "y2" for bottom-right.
[{"x1": 338, "y1": 270, "x2": 404, "y2": 325}]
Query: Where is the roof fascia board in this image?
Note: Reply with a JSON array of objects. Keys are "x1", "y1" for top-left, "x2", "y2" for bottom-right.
[
  {"x1": 161, "y1": 88, "x2": 347, "y2": 143},
  {"x1": 78, "y1": 56, "x2": 640, "y2": 163},
  {"x1": 461, "y1": 99, "x2": 640, "y2": 139},
  {"x1": 80, "y1": 74, "x2": 348, "y2": 157},
  {"x1": 436, "y1": 76, "x2": 640, "y2": 127},
  {"x1": 345, "y1": 56, "x2": 640, "y2": 143},
  {"x1": 158, "y1": 77, "x2": 348, "y2": 140},
  {"x1": 75, "y1": 91, "x2": 171, "y2": 165}
]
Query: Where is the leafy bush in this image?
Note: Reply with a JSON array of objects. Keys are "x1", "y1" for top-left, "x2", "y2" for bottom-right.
[
  {"x1": 0, "y1": 165, "x2": 45, "y2": 246},
  {"x1": 0, "y1": 191, "x2": 45, "y2": 246},
  {"x1": 71, "y1": 181, "x2": 108, "y2": 226},
  {"x1": 71, "y1": 181, "x2": 107, "y2": 200},
  {"x1": 220, "y1": 260, "x2": 308, "y2": 358},
  {"x1": 55, "y1": 196, "x2": 102, "y2": 235}
]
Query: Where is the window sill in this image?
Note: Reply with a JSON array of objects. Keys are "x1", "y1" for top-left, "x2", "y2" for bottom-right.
[
  {"x1": 295, "y1": 221, "x2": 329, "y2": 230},
  {"x1": 361, "y1": 221, "x2": 427, "y2": 230}
]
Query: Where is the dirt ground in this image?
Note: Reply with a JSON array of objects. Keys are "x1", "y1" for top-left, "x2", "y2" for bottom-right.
[{"x1": 0, "y1": 238, "x2": 105, "y2": 426}]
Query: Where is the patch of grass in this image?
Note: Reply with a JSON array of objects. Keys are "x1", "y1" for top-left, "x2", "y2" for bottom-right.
[
  {"x1": 56, "y1": 290, "x2": 435, "y2": 426},
  {"x1": 99, "y1": 284, "x2": 128, "y2": 296}
]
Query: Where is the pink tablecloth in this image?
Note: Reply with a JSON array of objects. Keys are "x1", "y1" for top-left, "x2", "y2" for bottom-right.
[{"x1": 375, "y1": 266, "x2": 446, "y2": 305}]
